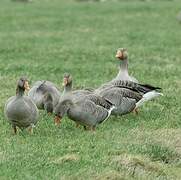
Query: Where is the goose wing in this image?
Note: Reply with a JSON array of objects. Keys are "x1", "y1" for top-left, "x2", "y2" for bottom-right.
[
  {"x1": 98, "y1": 86, "x2": 143, "y2": 115},
  {"x1": 110, "y1": 80, "x2": 161, "y2": 94},
  {"x1": 76, "y1": 99, "x2": 109, "y2": 125},
  {"x1": 85, "y1": 94, "x2": 113, "y2": 109}
]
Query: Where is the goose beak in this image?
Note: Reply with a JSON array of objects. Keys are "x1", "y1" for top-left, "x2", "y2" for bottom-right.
[
  {"x1": 115, "y1": 51, "x2": 123, "y2": 59},
  {"x1": 24, "y1": 81, "x2": 30, "y2": 91},
  {"x1": 54, "y1": 116, "x2": 61, "y2": 126},
  {"x1": 62, "y1": 78, "x2": 68, "y2": 86}
]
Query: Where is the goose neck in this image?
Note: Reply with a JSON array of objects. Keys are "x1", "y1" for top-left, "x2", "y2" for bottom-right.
[
  {"x1": 63, "y1": 82, "x2": 72, "y2": 94},
  {"x1": 16, "y1": 87, "x2": 25, "y2": 97},
  {"x1": 120, "y1": 58, "x2": 128, "y2": 72}
]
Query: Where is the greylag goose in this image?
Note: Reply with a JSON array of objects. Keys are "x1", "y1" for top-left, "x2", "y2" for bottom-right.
[
  {"x1": 114, "y1": 48, "x2": 138, "y2": 83},
  {"x1": 54, "y1": 73, "x2": 115, "y2": 130},
  {"x1": 4, "y1": 77, "x2": 39, "y2": 134},
  {"x1": 28, "y1": 80, "x2": 61, "y2": 113},
  {"x1": 96, "y1": 80, "x2": 163, "y2": 115},
  {"x1": 94, "y1": 48, "x2": 162, "y2": 114},
  {"x1": 54, "y1": 96, "x2": 115, "y2": 131}
]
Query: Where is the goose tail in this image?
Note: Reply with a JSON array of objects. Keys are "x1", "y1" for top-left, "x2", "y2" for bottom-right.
[
  {"x1": 136, "y1": 90, "x2": 163, "y2": 108},
  {"x1": 137, "y1": 84, "x2": 162, "y2": 94},
  {"x1": 105, "y1": 105, "x2": 116, "y2": 121},
  {"x1": 100, "y1": 104, "x2": 116, "y2": 124}
]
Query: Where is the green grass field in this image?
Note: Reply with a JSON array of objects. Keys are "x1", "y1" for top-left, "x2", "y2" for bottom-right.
[{"x1": 0, "y1": 0, "x2": 181, "y2": 179}]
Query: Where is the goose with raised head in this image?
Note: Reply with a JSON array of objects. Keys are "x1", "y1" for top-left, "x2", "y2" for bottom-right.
[
  {"x1": 94, "y1": 48, "x2": 162, "y2": 115},
  {"x1": 28, "y1": 80, "x2": 61, "y2": 113},
  {"x1": 114, "y1": 48, "x2": 138, "y2": 83},
  {"x1": 4, "y1": 77, "x2": 39, "y2": 134},
  {"x1": 94, "y1": 48, "x2": 138, "y2": 92}
]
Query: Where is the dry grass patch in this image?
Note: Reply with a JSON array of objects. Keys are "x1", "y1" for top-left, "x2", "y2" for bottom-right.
[
  {"x1": 129, "y1": 128, "x2": 181, "y2": 154},
  {"x1": 49, "y1": 154, "x2": 80, "y2": 164},
  {"x1": 94, "y1": 170, "x2": 130, "y2": 180},
  {"x1": 110, "y1": 154, "x2": 166, "y2": 179}
]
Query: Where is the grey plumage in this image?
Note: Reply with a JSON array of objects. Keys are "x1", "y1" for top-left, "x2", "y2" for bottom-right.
[
  {"x1": 109, "y1": 80, "x2": 161, "y2": 94},
  {"x1": 61, "y1": 73, "x2": 162, "y2": 118},
  {"x1": 43, "y1": 93, "x2": 54, "y2": 113},
  {"x1": 92, "y1": 47, "x2": 163, "y2": 115},
  {"x1": 4, "y1": 77, "x2": 39, "y2": 133},
  {"x1": 95, "y1": 80, "x2": 162, "y2": 116},
  {"x1": 28, "y1": 80, "x2": 61, "y2": 113},
  {"x1": 55, "y1": 96, "x2": 114, "y2": 130},
  {"x1": 98, "y1": 86, "x2": 142, "y2": 115},
  {"x1": 54, "y1": 74, "x2": 115, "y2": 130}
]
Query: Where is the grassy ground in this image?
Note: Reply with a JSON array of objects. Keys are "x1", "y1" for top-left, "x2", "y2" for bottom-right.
[{"x1": 0, "y1": 0, "x2": 181, "y2": 179}]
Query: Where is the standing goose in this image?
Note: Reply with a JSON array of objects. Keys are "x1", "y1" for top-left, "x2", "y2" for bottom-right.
[
  {"x1": 28, "y1": 80, "x2": 61, "y2": 113},
  {"x1": 96, "y1": 80, "x2": 163, "y2": 116},
  {"x1": 94, "y1": 48, "x2": 162, "y2": 115},
  {"x1": 93, "y1": 48, "x2": 138, "y2": 92},
  {"x1": 54, "y1": 74, "x2": 115, "y2": 130},
  {"x1": 114, "y1": 48, "x2": 138, "y2": 83},
  {"x1": 4, "y1": 77, "x2": 39, "y2": 134}
]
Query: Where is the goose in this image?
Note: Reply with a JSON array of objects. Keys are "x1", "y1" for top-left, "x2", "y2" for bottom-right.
[
  {"x1": 91, "y1": 48, "x2": 138, "y2": 92},
  {"x1": 54, "y1": 96, "x2": 115, "y2": 131},
  {"x1": 28, "y1": 80, "x2": 61, "y2": 113},
  {"x1": 4, "y1": 77, "x2": 39, "y2": 134},
  {"x1": 113, "y1": 48, "x2": 138, "y2": 83},
  {"x1": 54, "y1": 74, "x2": 115, "y2": 130},
  {"x1": 96, "y1": 80, "x2": 163, "y2": 115},
  {"x1": 94, "y1": 48, "x2": 162, "y2": 114}
]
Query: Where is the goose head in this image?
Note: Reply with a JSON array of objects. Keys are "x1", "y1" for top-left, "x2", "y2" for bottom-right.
[
  {"x1": 115, "y1": 48, "x2": 128, "y2": 60},
  {"x1": 62, "y1": 73, "x2": 73, "y2": 93},
  {"x1": 16, "y1": 77, "x2": 30, "y2": 95},
  {"x1": 63, "y1": 73, "x2": 72, "y2": 86},
  {"x1": 54, "y1": 99, "x2": 73, "y2": 125},
  {"x1": 43, "y1": 93, "x2": 54, "y2": 113}
]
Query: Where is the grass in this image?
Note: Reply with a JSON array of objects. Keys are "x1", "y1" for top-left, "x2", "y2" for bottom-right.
[{"x1": 0, "y1": 0, "x2": 181, "y2": 179}]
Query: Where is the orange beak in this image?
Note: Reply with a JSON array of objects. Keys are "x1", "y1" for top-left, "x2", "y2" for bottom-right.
[
  {"x1": 62, "y1": 78, "x2": 68, "y2": 86},
  {"x1": 54, "y1": 116, "x2": 61, "y2": 126},
  {"x1": 115, "y1": 51, "x2": 123, "y2": 59},
  {"x1": 24, "y1": 81, "x2": 30, "y2": 91}
]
